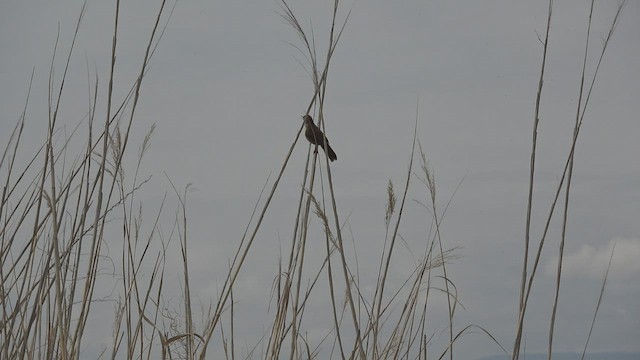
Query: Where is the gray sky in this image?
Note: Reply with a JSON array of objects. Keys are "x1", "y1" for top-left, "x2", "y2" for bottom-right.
[{"x1": 1, "y1": 0, "x2": 639, "y2": 359}]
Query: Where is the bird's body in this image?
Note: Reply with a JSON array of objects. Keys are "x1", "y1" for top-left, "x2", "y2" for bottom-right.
[{"x1": 302, "y1": 115, "x2": 337, "y2": 161}]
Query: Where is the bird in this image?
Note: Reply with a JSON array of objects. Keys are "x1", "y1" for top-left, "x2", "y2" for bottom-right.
[{"x1": 302, "y1": 115, "x2": 337, "y2": 162}]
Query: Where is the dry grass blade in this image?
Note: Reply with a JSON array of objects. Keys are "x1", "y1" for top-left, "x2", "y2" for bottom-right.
[
  {"x1": 1, "y1": 0, "x2": 175, "y2": 358},
  {"x1": 514, "y1": 2, "x2": 627, "y2": 359},
  {"x1": 516, "y1": 2, "x2": 553, "y2": 355},
  {"x1": 580, "y1": 244, "x2": 616, "y2": 360},
  {"x1": 371, "y1": 108, "x2": 418, "y2": 357},
  {"x1": 547, "y1": 1, "x2": 595, "y2": 358}
]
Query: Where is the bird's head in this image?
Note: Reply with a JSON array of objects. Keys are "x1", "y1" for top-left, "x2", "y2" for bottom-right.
[{"x1": 302, "y1": 114, "x2": 313, "y2": 123}]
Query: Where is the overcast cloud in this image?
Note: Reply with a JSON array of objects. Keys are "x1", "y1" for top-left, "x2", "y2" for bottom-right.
[{"x1": 1, "y1": 0, "x2": 639, "y2": 359}]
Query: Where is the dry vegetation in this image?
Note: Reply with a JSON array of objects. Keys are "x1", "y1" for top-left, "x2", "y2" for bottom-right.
[{"x1": 0, "y1": 0, "x2": 627, "y2": 359}]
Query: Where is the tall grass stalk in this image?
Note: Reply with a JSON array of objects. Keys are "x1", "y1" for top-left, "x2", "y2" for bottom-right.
[
  {"x1": 0, "y1": 0, "x2": 175, "y2": 358},
  {"x1": 513, "y1": 1, "x2": 627, "y2": 359}
]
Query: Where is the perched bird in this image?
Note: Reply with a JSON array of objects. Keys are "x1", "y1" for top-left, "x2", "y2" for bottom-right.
[{"x1": 302, "y1": 115, "x2": 337, "y2": 161}]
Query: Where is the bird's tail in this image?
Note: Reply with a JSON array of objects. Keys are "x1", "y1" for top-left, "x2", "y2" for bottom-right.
[{"x1": 323, "y1": 143, "x2": 337, "y2": 162}]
